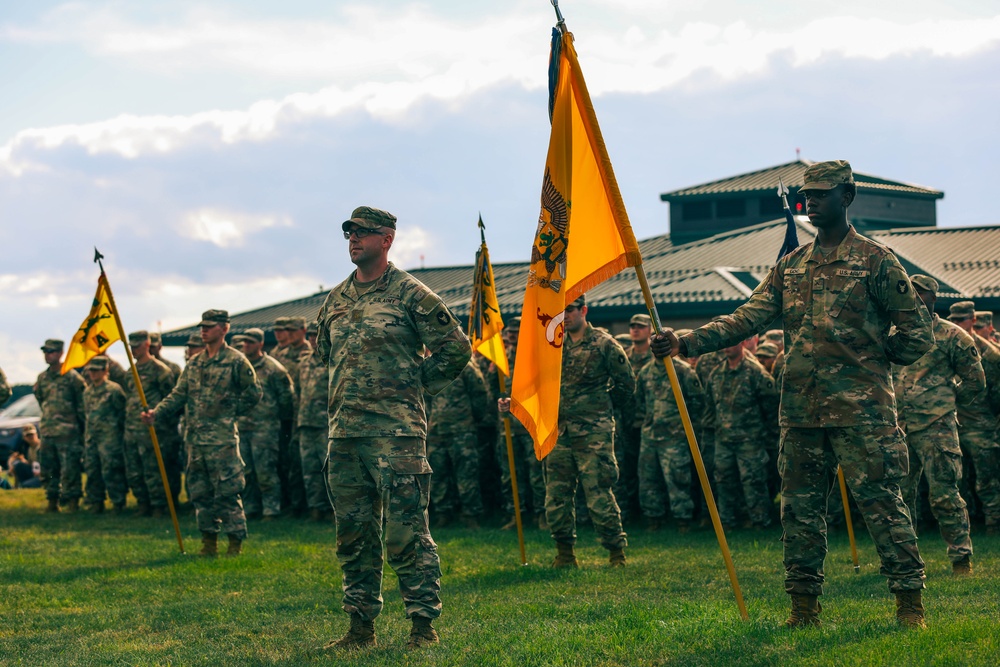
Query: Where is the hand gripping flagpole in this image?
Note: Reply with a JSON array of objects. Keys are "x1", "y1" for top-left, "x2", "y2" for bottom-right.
[
  {"x1": 635, "y1": 265, "x2": 749, "y2": 621},
  {"x1": 94, "y1": 248, "x2": 185, "y2": 554}
]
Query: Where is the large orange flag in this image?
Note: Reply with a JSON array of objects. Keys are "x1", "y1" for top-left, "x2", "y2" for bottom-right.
[
  {"x1": 61, "y1": 272, "x2": 122, "y2": 374},
  {"x1": 469, "y1": 216, "x2": 509, "y2": 377},
  {"x1": 510, "y1": 26, "x2": 642, "y2": 460}
]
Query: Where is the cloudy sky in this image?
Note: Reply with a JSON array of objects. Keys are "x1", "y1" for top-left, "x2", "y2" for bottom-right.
[{"x1": 1, "y1": 0, "x2": 999, "y2": 384}]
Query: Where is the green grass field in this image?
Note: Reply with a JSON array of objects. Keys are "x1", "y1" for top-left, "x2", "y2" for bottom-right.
[{"x1": 1, "y1": 489, "x2": 997, "y2": 666}]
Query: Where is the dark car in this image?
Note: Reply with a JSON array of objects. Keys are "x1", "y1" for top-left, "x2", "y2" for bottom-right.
[{"x1": 0, "y1": 394, "x2": 41, "y2": 470}]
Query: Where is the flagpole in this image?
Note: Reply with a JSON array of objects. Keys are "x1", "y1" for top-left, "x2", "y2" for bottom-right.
[
  {"x1": 94, "y1": 249, "x2": 185, "y2": 554},
  {"x1": 635, "y1": 264, "x2": 749, "y2": 621},
  {"x1": 491, "y1": 338, "x2": 528, "y2": 565},
  {"x1": 837, "y1": 466, "x2": 861, "y2": 573}
]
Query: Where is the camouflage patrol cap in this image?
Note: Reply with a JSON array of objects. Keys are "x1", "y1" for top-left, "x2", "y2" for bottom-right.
[
  {"x1": 199, "y1": 309, "x2": 230, "y2": 327},
  {"x1": 630, "y1": 313, "x2": 652, "y2": 327},
  {"x1": 755, "y1": 342, "x2": 779, "y2": 358},
  {"x1": 949, "y1": 301, "x2": 976, "y2": 321},
  {"x1": 273, "y1": 316, "x2": 291, "y2": 330},
  {"x1": 504, "y1": 316, "x2": 521, "y2": 330},
  {"x1": 801, "y1": 160, "x2": 854, "y2": 191},
  {"x1": 148, "y1": 332, "x2": 162, "y2": 345},
  {"x1": 287, "y1": 316, "x2": 307, "y2": 330},
  {"x1": 306, "y1": 321, "x2": 318, "y2": 334},
  {"x1": 234, "y1": 328, "x2": 265, "y2": 343},
  {"x1": 86, "y1": 356, "x2": 109, "y2": 370},
  {"x1": 569, "y1": 294, "x2": 586, "y2": 308},
  {"x1": 909, "y1": 274, "x2": 938, "y2": 294},
  {"x1": 185, "y1": 333, "x2": 205, "y2": 347},
  {"x1": 974, "y1": 311, "x2": 993, "y2": 329},
  {"x1": 342, "y1": 205, "x2": 397, "y2": 232},
  {"x1": 764, "y1": 330, "x2": 784, "y2": 343},
  {"x1": 128, "y1": 330, "x2": 150, "y2": 345},
  {"x1": 40, "y1": 338, "x2": 64, "y2": 352}
]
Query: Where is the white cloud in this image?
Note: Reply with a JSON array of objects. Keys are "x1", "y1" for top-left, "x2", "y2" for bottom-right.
[{"x1": 180, "y1": 208, "x2": 292, "y2": 248}]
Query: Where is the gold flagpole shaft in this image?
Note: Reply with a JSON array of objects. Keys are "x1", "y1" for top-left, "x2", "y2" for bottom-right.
[
  {"x1": 635, "y1": 264, "x2": 749, "y2": 620},
  {"x1": 100, "y1": 273, "x2": 185, "y2": 554},
  {"x1": 490, "y1": 338, "x2": 527, "y2": 565},
  {"x1": 838, "y1": 466, "x2": 860, "y2": 573}
]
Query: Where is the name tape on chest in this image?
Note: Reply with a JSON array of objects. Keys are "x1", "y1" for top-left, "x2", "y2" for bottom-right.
[{"x1": 784, "y1": 268, "x2": 806, "y2": 276}]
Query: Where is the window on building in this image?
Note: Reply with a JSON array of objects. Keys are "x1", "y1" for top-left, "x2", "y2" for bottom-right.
[
  {"x1": 716, "y1": 198, "x2": 746, "y2": 218},
  {"x1": 682, "y1": 201, "x2": 712, "y2": 221},
  {"x1": 759, "y1": 196, "x2": 784, "y2": 216}
]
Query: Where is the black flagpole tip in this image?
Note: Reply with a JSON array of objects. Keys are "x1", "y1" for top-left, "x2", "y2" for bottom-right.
[{"x1": 93, "y1": 247, "x2": 104, "y2": 263}]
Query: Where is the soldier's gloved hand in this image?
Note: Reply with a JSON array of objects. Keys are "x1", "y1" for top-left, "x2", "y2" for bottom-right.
[
  {"x1": 497, "y1": 398, "x2": 511, "y2": 414},
  {"x1": 651, "y1": 330, "x2": 681, "y2": 359},
  {"x1": 139, "y1": 409, "x2": 156, "y2": 425}
]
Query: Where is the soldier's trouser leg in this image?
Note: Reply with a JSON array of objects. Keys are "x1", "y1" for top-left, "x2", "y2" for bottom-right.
[
  {"x1": 543, "y1": 443, "x2": 580, "y2": 544},
  {"x1": 40, "y1": 434, "x2": 63, "y2": 502},
  {"x1": 99, "y1": 437, "x2": 128, "y2": 507},
  {"x1": 905, "y1": 419, "x2": 972, "y2": 563},
  {"x1": 136, "y1": 428, "x2": 168, "y2": 509},
  {"x1": 286, "y1": 429, "x2": 307, "y2": 513},
  {"x1": 663, "y1": 440, "x2": 694, "y2": 521},
  {"x1": 638, "y1": 437, "x2": 669, "y2": 519},
  {"x1": 160, "y1": 427, "x2": 183, "y2": 506},
  {"x1": 427, "y1": 433, "x2": 455, "y2": 515},
  {"x1": 697, "y1": 428, "x2": 716, "y2": 519},
  {"x1": 328, "y1": 437, "x2": 441, "y2": 621},
  {"x1": 245, "y1": 429, "x2": 283, "y2": 517},
  {"x1": 239, "y1": 431, "x2": 262, "y2": 516},
  {"x1": 188, "y1": 444, "x2": 247, "y2": 540},
  {"x1": 299, "y1": 426, "x2": 331, "y2": 511},
  {"x1": 50, "y1": 434, "x2": 84, "y2": 503},
  {"x1": 734, "y1": 439, "x2": 773, "y2": 526},
  {"x1": 84, "y1": 438, "x2": 107, "y2": 505},
  {"x1": 612, "y1": 420, "x2": 638, "y2": 522},
  {"x1": 123, "y1": 430, "x2": 149, "y2": 505},
  {"x1": 959, "y1": 426, "x2": 1000, "y2": 527},
  {"x1": 570, "y1": 433, "x2": 626, "y2": 551},
  {"x1": 714, "y1": 440, "x2": 742, "y2": 526},
  {"x1": 527, "y1": 437, "x2": 546, "y2": 517},
  {"x1": 780, "y1": 426, "x2": 924, "y2": 596},
  {"x1": 497, "y1": 428, "x2": 529, "y2": 517},
  {"x1": 453, "y1": 432, "x2": 484, "y2": 517}
]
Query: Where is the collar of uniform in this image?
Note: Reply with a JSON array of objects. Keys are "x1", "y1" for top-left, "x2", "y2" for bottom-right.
[
  {"x1": 805, "y1": 224, "x2": 859, "y2": 266},
  {"x1": 341, "y1": 262, "x2": 396, "y2": 301},
  {"x1": 565, "y1": 321, "x2": 595, "y2": 349}
]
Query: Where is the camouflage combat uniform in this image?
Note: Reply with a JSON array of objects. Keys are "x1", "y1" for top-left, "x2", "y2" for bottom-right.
[
  {"x1": 297, "y1": 349, "x2": 332, "y2": 514},
  {"x1": 83, "y1": 379, "x2": 128, "y2": 508},
  {"x1": 894, "y1": 314, "x2": 982, "y2": 562},
  {"x1": 122, "y1": 357, "x2": 177, "y2": 510},
  {"x1": 426, "y1": 358, "x2": 492, "y2": 519},
  {"x1": 273, "y1": 338, "x2": 312, "y2": 515},
  {"x1": 693, "y1": 349, "x2": 726, "y2": 518},
  {"x1": 152, "y1": 343, "x2": 186, "y2": 498},
  {"x1": 678, "y1": 225, "x2": 933, "y2": 596},
  {"x1": 153, "y1": 343, "x2": 261, "y2": 540},
  {"x1": 633, "y1": 356, "x2": 703, "y2": 523},
  {"x1": 705, "y1": 349, "x2": 780, "y2": 527},
  {"x1": 963, "y1": 334, "x2": 1000, "y2": 529},
  {"x1": 238, "y1": 353, "x2": 294, "y2": 517},
  {"x1": 34, "y1": 366, "x2": 87, "y2": 504},
  {"x1": 317, "y1": 262, "x2": 471, "y2": 622},
  {"x1": 612, "y1": 344, "x2": 653, "y2": 523},
  {"x1": 544, "y1": 322, "x2": 635, "y2": 551}
]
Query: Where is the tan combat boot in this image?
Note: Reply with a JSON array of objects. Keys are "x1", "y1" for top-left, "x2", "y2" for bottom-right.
[
  {"x1": 609, "y1": 548, "x2": 627, "y2": 567},
  {"x1": 406, "y1": 616, "x2": 439, "y2": 649},
  {"x1": 199, "y1": 532, "x2": 218, "y2": 557},
  {"x1": 784, "y1": 594, "x2": 822, "y2": 628},
  {"x1": 324, "y1": 614, "x2": 376, "y2": 650},
  {"x1": 895, "y1": 590, "x2": 926, "y2": 628},
  {"x1": 552, "y1": 541, "x2": 579, "y2": 568},
  {"x1": 952, "y1": 556, "x2": 972, "y2": 576},
  {"x1": 225, "y1": 535, "x2": 243, "y2": 556},
  {"x1": 45, "y1": 499, "x2": 60, "y2": 513}
]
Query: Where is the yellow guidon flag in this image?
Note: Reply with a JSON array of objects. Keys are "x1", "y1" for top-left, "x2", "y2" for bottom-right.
[
  {"x1": 61, "y1": 272, "x2": 121, "y2": 374},
  {"x1": 469, "y1": 215, "x2": 510, "y2": 377},
  {"x1": 510, "y1": 25, "x2": 642, "y2": 460}
]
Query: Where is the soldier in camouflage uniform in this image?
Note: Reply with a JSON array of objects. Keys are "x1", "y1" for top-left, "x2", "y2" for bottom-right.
[
  {"x1": 298, "y1": 321, "x2": 333, "y2": 521},
  {"x1": 273, "y1": 316, "x2": 312, "y2": 517},
  {"x1": 426, "y1": 357, "x2": 492, "y2": 528},
  {"x1": 951, "y1": 302, "x2": 1000, "y2": 536},
  {"x1": 653, "y1": 161, "x2": 934, "y2": 628},
  {"x1": 185, "y1": 333, "x2": 206, "y2": 361},
  {"x1": 705, "y1": 341, "x2": 780, "y2": 529},
  {"x1": 502, "y1": 295, "x2": 635, "y2": 568},
  {"x1": 693, "y1": 343, "x2": 726, "y2": 525},
  {"x1": 633, "y1": 352, "x2": 703, "y2": 531},
  {"x1": 612, "y1": 313, "x2": 654, "y2": 524},
  {"x1": 319, "y1": 206, "x2": 471, "y2": 650},
  {"x1": 147, "y1": 331, "x2": 185, "y2": 507},
  {"x1": 234, "y1": 328, "x2": 294, "y2": 520},
  {"x1": 893, "y1": 280, "x2": 980, "y2": 573},
  {"x1": 973, "y1": 310, "x2": 1000, "y2": 346},
  {"x1": 143, "y1": 309, "x2": 262, "y2": 556},
  {"x1": 754, "y1": 341, "x2": 779, "y2": 374},
  {"x1": 149, "y1": 332, "x2": 182, "y2": 380},
  {"x1": 34, "y1": 339, "x2": 87, "y2": 513},
  {"x1": 82, "y1": 356, "x2": 127, "y2": 514},
  {"x1": 122, "y1": 331, "x2": 178, "y2": 517}
]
